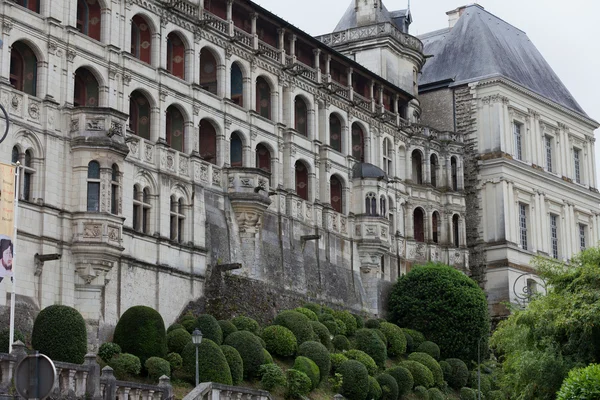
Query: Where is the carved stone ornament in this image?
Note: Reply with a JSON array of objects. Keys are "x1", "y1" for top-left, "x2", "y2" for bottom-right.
[{"x1": 83, "y1": 224, "x2": 102, "y2": 238}]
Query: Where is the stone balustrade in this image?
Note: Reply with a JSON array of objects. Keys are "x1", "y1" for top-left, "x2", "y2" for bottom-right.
[{"x1": 183, "y1": 382, "x2": 271, "y2": 400}]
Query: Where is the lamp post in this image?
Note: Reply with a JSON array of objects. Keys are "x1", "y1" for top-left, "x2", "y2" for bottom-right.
[
  {"x1": 477, "y1": 335, "x2": 487, "y2": 400},
  {"x1": 192, "y1": 328, "x2": 203, "y2": 387}
]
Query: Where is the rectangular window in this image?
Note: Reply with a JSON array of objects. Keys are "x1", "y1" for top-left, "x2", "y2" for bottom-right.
[
  {"x1": 550, "y1": 214, "x2": 558, "y2": 259},
  {"x1": 545, "y1": 136, "x2": 553, "y2": 173},
  {"x1": 519, "y1": 203, "x2": 528, "y2": 250},
  {"x1": 579, "y1": 223, "x2": 586, "y2": 252},
  {"x1": 514, "y1": 123, "x2": 523, "y2": 160},
  {"x1": 574, "y1": 149, "x2": 581, "y2": 183}
]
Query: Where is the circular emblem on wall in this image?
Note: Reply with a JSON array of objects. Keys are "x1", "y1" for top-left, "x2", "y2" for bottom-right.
[{"x1": 141, "y1": 41, "x2": 150, "y2": 49}]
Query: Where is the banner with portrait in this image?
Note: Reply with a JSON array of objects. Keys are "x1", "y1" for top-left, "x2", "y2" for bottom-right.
[{"x1": 0, "y1": 162, "x2": 15, "y2": 283}]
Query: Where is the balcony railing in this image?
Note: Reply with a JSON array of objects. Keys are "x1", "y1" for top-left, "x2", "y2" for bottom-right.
[
  {"x1": 404, "y1": 124, "x2": 464, "y2": 144},
  {"x1": 233, "y1": 27, "x2": 253, "y2": 48},
  {"x1": 258, "y1": 41, "x2": 279, "y2": 62}
]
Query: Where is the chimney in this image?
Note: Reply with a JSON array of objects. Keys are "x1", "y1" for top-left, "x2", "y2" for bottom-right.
[
  {"x1": 355, "y1": 0, "x2": 383, "y2": 27},
  {"x1": 446, "y1": 5, "x2": 467, "y2": 28}
]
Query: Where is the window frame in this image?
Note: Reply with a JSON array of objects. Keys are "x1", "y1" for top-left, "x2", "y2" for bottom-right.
[
  {"x1": 545, "y1": 135, "x2": 553, "y2": 173},
  {"x1": 513, "y1": 121, "x2": 523, "y2": 161},
  {"x1": 550, "y1": 214, "x2": 559, "y2": 259},
  {"x1": 578, "y1": 223, "x2": 586, "y2": 252},
  {"x1": 573, "y1": 147, "x2": 582, "y2": 184},
  {"x1": 519, "y1": 203, "x2": 528, "y2": 251},
  {"x1": 87, "y1": 161, "x2": 101, "y2": 212}
]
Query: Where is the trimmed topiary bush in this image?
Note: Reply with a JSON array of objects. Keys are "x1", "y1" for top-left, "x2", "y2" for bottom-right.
[
  {"x1": 318, "y1": 312, "x2": 334, "y2": 323},
  {"x1": 31, "y1": 305, "x2": 87, "y2": 364},
  {"x1": 376, "y1": 373, "x2": 399, "y2": 400},
  {"x1": 166, "y1": 352, "x2": 182, "y2": 371},
  {"x1": 231, "y1": 315, "x2": 260, "y2": 336},
  {"x1": 98, "y1": 342, "x2": 121, "y2": 363},
  {"x1": 113, "y1": 306, "x2": 168, "y2": 366},
  {"x1": 353, "y1": 314, "x2": 365, "y2": 329},
  {"x1": 428, "y1": 387, "x2": 445, "y2": 400},
  {"x1": 293, "y1": 356, "x2": 320, "y2": 389},
  {"x1": 365, "y1": 319, "x2": 381, "y2": 329},
  {"x1": 224, "y1": 330, "x2": 265, "y2": 379},
  {"x1": 331, "y1": 353, "x2": 348, "y2": 374},
  {"x1": 274, "y1": 310, "x2": 315, "y2": 345},
  {"x1": 256, "y1": 334, "x2": 266, "y2": 349},
  {"x1": 367, "y1": 376, "x2": 383, "y2": 400},
  {"x1": 335, "y1": 310, "x2": 358, "y2": 336},
  {"x1": 196, "y1": 314, "x2": 222, "y2": 345},
  {"x1": 181, "y1": 318, "x2": 199, "y2": 333},
  {"x1": 345, "y1": 349, "x2": 378, "y2": 376},
  {"x1": 408, "y1": 352, "x2": 444, "y2": 387},
  {"x1": 218, "y1": 320, "x2": 238, "y2": 340},
  {"x1": 303, "y1": 303, "x2": 322, "y2": 315},
  {"x1": 220, "y1": 345, "x2": 243, "y2": 385},
  {"x1": 182, "y1": 339, "x2": 232, "y2": 385},
  {"x1": 145, "y1": 357, "x2": 170, "y2": 381},
  {"x1": 414, "y1": 385, "x2": 429, "y2": 399},
  {"x1": 335, "y1": 318, "x2": 347, "y2": 336},
  {"x1": 167, "y1": 323, "x2": 184, "y2": 333},
  {"x1": 446, "y1": 358, "x2": 469, "y2": 389},
  {"x1": 261, "y1": 325, "x2": 297, "y2": 357},
  {"x1": 332, "y1": 334, "x2": 351, "y2": 352},
  {"x1": 460, "y1": 387, "x2": 477, "y2": 400},
  {"x1": 109, "y1": 353, "x2": 142, "y2": 380},
  {"x1": 310, "y1": 321, "x2": 332, "y2": 350},
  {"x1": 259, "y1": 364, "x2": 286, "y2": 391},
  {"x1": 402, "y1": 328, "x2": 426, "y2": 347},
  {"x1": 0, "y1": 329, "x2": 25, "y2": 354},
  {"x1": 167, "y1": 328, "x2": 191, "y2": 354},
  {"x1": 379, "y1": 322, "x2": 407, "y2": 357},
  {"x1": 354, "y1": 328, "x2": 387, "y2": 367},
  {"x1": 418, "y1": 341, "x2": 441, "y2": 360},
  {"x1": 387, "y1": 366, "x2": 414, "y2": 396},
  {"x1": 323, "y1": 320, "x2": 339, "y2": 336},
  {"x1": 263, "y1": 348, "x2": 273, "y2": 364},
  {"x1": 286, "y1": 369, "x2": 312, "y2": 399},
  {"x1": 403, "y1": 330, "x2": 415, "y2": 352},
  {"x1": 439, "y1": 360, "x2": 451, "y2": 381},
  {"x1": 295, "y1": 307, "x2": 318, "y2": 321},
  {"x1": 339, "y1": 360, "x2": 369, "y2": 400},
  {"x1": 298, "y1": 341, "x2": 330, "y2": 381},
  {"x1": 401, "y1": 360, "x2": 434, "y2": 388},
  {"x1": 373, "y1": 329, "x2": 388, "y2": 347},
  {"x1": 468, "y1": 371, "x2": 491, "y2": 397}
]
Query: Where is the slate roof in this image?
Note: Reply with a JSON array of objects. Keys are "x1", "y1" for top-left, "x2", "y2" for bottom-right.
[
  {"x1": 419, "y1": 4, "x2": 586, "y2": 116},
  {"x1": 334, "y1": 1, "x2": 408, "y2": 32},
  {"x1": 352, "y1": 163, "x2": 388, "y2": 181}
]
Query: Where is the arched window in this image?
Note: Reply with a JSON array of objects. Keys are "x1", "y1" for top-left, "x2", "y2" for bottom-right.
[
  {"x1": 430, "y1": 154, "x2": 438, "y2": 187},
  {"x1": 295, "y1": 96, "x2": 308, "y2": 136},
  {"x1": 432, "y1": 211, "x2": 440, "y2": 244},
  {"x1": 451, "y1": 157, "x2": 458, "y2": 190},
  {"x1": 412, "y1": 150, "x2": 423, "y2": 184},
  {"x1": 199, "y1": 48, "x2": 218, "y2": 95},
  {"x1": 74, "y1": 68, "x2": 99, "y2": 107},
  {"x1": 12, "y1": 147, "x2": 35, "y2": 201},
  {"x1": 365, "y1": 193, "x2": 377, "y2": 216},
  {"x1": 133, "y1": 186, "x2": 152, "y2": 233},
  {"x1": 330, "y1": 175, "x2": 343, "y2": 213},
  {"x1": 256, "y1": 144, "x2": 271, "y2": 173},
  {"x1": 230, "y1": 62, "x2": 244, "y2": 107},
  {"x1": 166, "y1": 106, "x2": 185, "y2": 152},
  {"x1": 383, "y1": 138, "x2": 392, "y2": 175},
  {"x1": 166, "y1": 32, "x2": 186, "y2": 79},
  {"x1": 351, "y1": 123, "x2": 365, "y2": 162},
  {"x1": 87, "y1": 161, "x2": 101, "y2": 212},
  {"x1": 77, "y1": 0, "x2": 102, "y2": 41},
  {"x1": 110, "y1": 164, "x2": 119, "y2": 215},
  {"x1": 453, "y1": 214, "x2": 460, "y2": 247},
  {"x1": 199, "y1": 119, "x2": 217, "y2": 165},
  {"x1": 329, "y1": 114, "x2": 342, "y2": 152},
  {"x1": 10, "y1": 41, "x2": 37, "y2": 96},
  {"x1": 380, "y1": 196, "x2": 386, "y2": 217},
  {"x1": 295, "y1": 161, "x2": 309, "y2": 201},
  {"x1": 170, "y1": 196, "x2": 185, "y2": 243},
  {"x1": 131, "y1": 15, "x2": 152, "y2": 64},
  {"x1": 11, "y1": 147, "x2": 19, "y2": 164},
  {"x1": 129, "y1": 91, "x2": 151, "y2": 140},
  {"x1": 414, "y1": 208, "x2": 425, "y2": 242},
  {"x1": 14, "y1": 0, "x2": 40, "y2": 13},
  {"x1": 256, "y1": 77, "x2": 271, "y2": 120},
  {"x1": 230, "y1": 132, "x2": 243, "y2": 167}
]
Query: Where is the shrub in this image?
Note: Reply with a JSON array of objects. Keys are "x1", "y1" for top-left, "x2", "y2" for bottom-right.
[
  {"x1": 166, "y1": 352, "x2": 182, "y2": 371},
  {"x1": 366, "y1": 319, "x2": 381, "y2": 329},
  {"x1": 196, "y1": 314, "x2": 223, "y2": 345},
  {"x1": 303, "y1": 303, "x2": 322, "y2": 315},
  {"x1": 259, "y1": 364, "x2": 286, "y2": 391},
  {"x1": 446, "y1": 358, "x2": 469, "y2": 389},
  {"x1": 414, "y1": 386, "x2": 429, "y2": 399},
  {"x1": 167, "y1": 328, "x2": 191, "y2": 354},
  {"x1": 286, "y1": 369, "x2": 312, "y2": 399},
  {"x1": 339, "y1": 360, "x2": 369, "y2": 400},
  {"x1": 354, "y1": 328, "x2": 387, "y2": 367},
  {"x1": 324, "y1": 320, "x2": 339, "y2": 336},
  {"x1": 261, "y1": 325, "x2": 297, "y2": 357},
  {"x1": 335, "y1": 318, "x2": 347, "y2": 336},
  {"x1": 387, "y1": 366, "x2": 414, "y2": 396},
  {"x1": 319, "y1": 312, "x2": 335, "y2": 323},
  {"x1": 274, "y1": 310, "x2": 315, "y2": 345},
  {"x1": 367, "y1": 376, "x2": 383, "y2": 400},
  {"x1": 331, "y1": 353, "x2": 348, "y2": 373},
  {"x1": 460, "y1": 387, "x2": 477, "y2": 400},
  {"x1": 181, "y1": 318, "x2": 199, "y2": 333},
  {"x1": 263, "y1": 348, "x2": 273, "y2": 364},
  {"x1": 353, "y1": 314, "x2": 365, "y2": 329},
  {"x1": 468, "y1": 371, "x2": 491, "y2": 397},
  {"x1": 373, "y1": 329, "x2": 388, "y2": 347},
  {"x1": 224, "y1": 330, "x2": 265, "y2": 379},
  {"x1": 167, "y1": 323, "x2": 184, "y2": 333},
  {"x1": 409, "y1": 352, "x2": 444, "y2": 387},
  {"x1": 402, "y1": 328, "x2": 426, "y2": 348},
  {"x1": 293, "y1": 356, "x2": 320, "y2": 389},
  {"x1": 31, "y1": 305, "x2": 87, "y2": 364},
  {"x1": 295, "y1": 307, "x2": 318, "y2": 321},
  {"x1": 404, "y1": 330, "x2": 415, "y2": 352},
  {"x1": 145, "y1": 357, "x2": 170, "y2": 381},
  {"x1": 401, "y1": 360, "x2": 434, "y2": 388},
  {"x1": 109, "y1": 353, "x2": 142, "y2": 380},
  {"x1": 113, "y1": 306, "x2": 168, "y2": 366},
  {"x1": 332, "y1": 335, "x2": 351, "y2": 352},
  {"x1": 418, "y1": 341, "x2": 441, "y2": 360},
  {"x1": 310, "y1": 321, "x2": 332, "y2": 350},
  {"x1": 298, "y1": 341, "x2": 330, "y2": 381},
  {"x1": 345, "y1": 349, "x2": 378, "y2": 376},
  {"x1": 220, "y1": 345, "x2": 243, "y2": 385},
  {"x1": 439, "y1": 360, "x2": 451, "y2": 380},
  {"x1": 0, "y1": 329, "x2": 25, "y2": 354},
  {"x1": 98, "y1": 342, "x2": 121, "y2": 363},
  {"x1": 488, "y1": 390, "x2": 505, "y2": 400},
  {"x1": 231, "y1": 315, "x2": 260, "y2": 336},
  {"x1": 322, "y1": 306, "x2": 335, "y2": 315},
  {"x1": 376, "y1": 373, "x2": 399, "y2": 400},
  {"x1": 182, "y1": 339, "x2": 232, "y2": 385},
  {"x1": 389, "y1": 264, "x2": 490, "y2": 362},
  {"x1": 380, "y1": 322, "x2": 407, "y2": 357},
  {"x1": 335, "y1": 310, "x2": 358, "y2": 336},
  {"x1": 218, "y1": 320, "x2": 238, "y2": 340},
  {"x1": 256, "y1": 335, "x2": 266, "y2": 349},
  {"x1": 428, "y1": 387, "x2": 445, "y2": 400}
]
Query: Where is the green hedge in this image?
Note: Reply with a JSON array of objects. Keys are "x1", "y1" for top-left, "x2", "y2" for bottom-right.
[
  {"x1": 376, "y1": 373, "x2": 399, "y2": 400},
  {"x1": 386, "y1": 366, "x2": 414, "y2": 396},
  {"x1": 293, "y1": 356, "x2": 320, "y2": 389},
  {"x1": 167, "y1": 328, "x2": 191, "y2": 354},
  {"x1": 335, "y1": 319, "x2": 347, "y2": 336},
  {"x1": 428, "y1": 387, "x2": 445, "y2": 400},
  {"x1": 402, "y1": 328, "x2": 426, "y2": 348},
  {"x1": 414, "y1": 385, "x2": 429, "y2": 399},
  {"x1": 354, "y1": 328, "x2": 387, "y2": 367},
  {"x1": 274, "y1": 310, "x2": 315, "y2": 345},
  {"x1": 108, "y1": 353, "x2": 141, "y2": 380},
  {"x1": 231, "y1": 315, "x2": 260, "y2": 336},
  {"x1": 261, "y1": 325, "x2": 297, "y2": 357},
  {"x1": 31, "y1": 305, "x2": 87, "y2": 364},
  {"x1": 0, "y1": 329, "x2": 25, "y2": 354},
  {"x1": 166, "y1": 352, "x2": 182, "y2": 371},
  {"x1": 298, "y1": 341, "x2": 330, "y2": 381},
  {"x1": 332, "y1": 335, "x2": 351, "y2": 352},
  {"x1": 295, "y1": 307, "x2": 318, "y2": 321},
  {"x1": 468, "y1": 370, "x2": 491, "y2": 397},
  {"x1": 259, "y1": 364, "x2": 286, "y2": 391},
  {"x1": 224, "y1": 330, "x2": 265, "y2": 379},
  {"x1": 286, "y1": 369, "x2": 312, "y2": 398},
  {"x1": 167, "y1": 323, "x2": 184, "y2": 333},
  {"x1": 303, "y1": 303, "x2": 322, "y2": 315},
  {"x1": 460, "y1": 387, "x2": 477, "y2": 400},
  {"x1": 98, "y1": 342, "x2": 121, "y2": 363},
  {"x1": 318, "y1": 312, "x2": 334, "y2": 323},
  {"x1": 182, "y1": 339, "x2": 232, "y2": 385},
  {"x1": 353, "y1": 314, "x2": 365, "y2": 329},
  {"x1": 263, "y1": 348, "x2": 273, "y2": 364},
  {"x1": 310, "y1": 321, "x2": 332, "y2": 350},
  {"x1": 365, "y1": 319, "x2": 381, "y2": 329},
  {"x1": 145, "y1": 357, "x2": 170, "y2": 381},
  {"x1": 339, "y1": 360, "x2": 369, "y2": 400},
  {"x1": 403, "y1": 330, "x2": 415, "y2": 352},
  {"x1": 345, "y1": 349, "x2": 378, "y2": 376},
  {"x1": 324, "y1": 320, "x2": 339, "y2": 336},
  {"x1": 220, "y1": 345, "x2": 243, "y2": 385},
  {"x1": 557, "y1": 364, "x2": 600, "y2": 400},
  {"x1": 379, "y1": 322, "x2": 407, "y2": 357},
  {"x1": 446, "y1": 358, "x2": 469, "y2": 389},
  {"x1": 367, "y1": 376, "x2": 383, "y2": 400},
  {"x1": 334, "y1": 310, "x2": 358, "y2": 336},
  {"x1": 330, "y1": 353, "x2": 348, "y2": 374},
  {"x1": 196, "y1": 314, "x2": 223, "y2": 345},
  {"x1": 373, "y1": 329, "x2": 388, "y2": 347},
  {"x1": 418, "y1": 341, "x2": 441, "y2": 360},
  {"x1": 439, "y1": 360, "x2": 451, "y2": 382},
  {"x1": 401, "y1": 360, "x2": 434, "y2": 388},
  {"x1": 218, "y1": 320, "x2": 238, "y2": 340},
  {"x1": 408, "y1": 352, "x2": 444, "y2": 387},
  {"x1": 113, "y1": 306, "x2": 168, "y2": 366}
]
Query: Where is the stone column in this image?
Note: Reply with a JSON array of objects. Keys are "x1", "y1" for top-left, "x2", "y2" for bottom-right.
[
  {"x1": 226, "y1": 0, "x2": 234, "y2": 37},
  {"x1": 278, "y1": 28, "x2": 286, "y2": 64},
  {"x1": 347, "y1": 68, "x2": 354, "y2": 101},
  {"x1": 251, "y1": 13, "x2": 258, "y2": 50},
  {"x1": 314, "y1": 49, "x2": 321, "y2": 82},
  {"x1": 152, "y1": 32, "x2": 161, "y2": 69}
]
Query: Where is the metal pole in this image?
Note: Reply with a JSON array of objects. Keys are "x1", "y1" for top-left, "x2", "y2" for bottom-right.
[
  {"x1": 477, "y1": 337, "x2": 482, "y2": 400},
  {"x1": 9, "y1": 163, "x2": 20, "y2": 354},
  {"x1": 0, "y1": 103, "x2": 9, "y2": 144},
  {"x1": 195, "y1": 345, "x2": 199, "y2": 386}
]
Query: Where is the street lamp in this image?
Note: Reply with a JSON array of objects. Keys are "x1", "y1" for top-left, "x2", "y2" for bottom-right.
[{"x1": 192, "y1": 328, "x2": 203, "y2": 387}]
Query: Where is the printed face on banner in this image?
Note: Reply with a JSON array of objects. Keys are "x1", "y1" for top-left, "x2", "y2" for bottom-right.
[{"x1": 0, "y1": 162, "x2": 15, "y2": 283}]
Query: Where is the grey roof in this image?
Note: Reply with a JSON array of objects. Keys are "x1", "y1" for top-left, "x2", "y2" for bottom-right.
[
  {"x1": 352, "y1": 163, "x2": 388, "y2": 181},
  {"x1": 419, "y1": 5, "x2": 586, "y2": 116},
  {"x1": 333, "y1": 1, "x2": 409, "y2": 32}
]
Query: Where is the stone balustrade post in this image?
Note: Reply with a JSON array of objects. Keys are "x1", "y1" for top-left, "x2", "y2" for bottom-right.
[
  {"x1": 159, "y1": 375, "x2": 174, "y2": 399},
  {"x1": 101, "y1": 366, "x2": 117, "y2": 400},
  {"x1": 85, "y1": 353, "x2": 102, "y2": 399},
  {"x1": 11, "y1": 340, "x2": 27, "y2": 364}
]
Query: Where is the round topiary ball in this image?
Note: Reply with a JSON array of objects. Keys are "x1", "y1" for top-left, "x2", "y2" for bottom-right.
[
  {"x1": 109, "y1": 353, "x2": 142, "y2": 380},
  {"x1": 113, "y1": 306, "x2": 168, "y2": 366},
  {"x1": 98, "y1": 342, "x2": 121, "y2": 363},
  {"x1": 380, "y1": 322, "x2": 407, "y2": 357},
  {"x1": 303, "y1": 303, "x2": 322, "y2": 315},
  {"x1": 408, "y1": 352, "x2": 444, "y2": 387},
  {"x1": 330, "y1": 353, "x2": 348, "y2": 374},
  {"x1": 365, "y1": 319, "x2": 381, "y2": 329},
  {"x1": 295, "y1": 307, "x2": 318, "y2": 321},
  {"x1": 286, "y1": 369, "x2": 312, "y2": 399},
  {"x1": 386, "y1": 366, "x2": 414, "y2": 396},
  {"x1": 145, "y1": 357, "x2": 170, "y2": 381},
  {"x1": 418, "y1": 341, "x2": 441, "y2": 360},
  {"x1": 401, "y1": 360, "x2": 434, "y2": 389},
  {"x1": 403, "y1": 330, "x2": 415, "y2": 352},
  {"x1": 414, "y1": 385, "x2": 429, "y2": 399},
  {"x1": 298, "y1": 341, "x2": 330, "y2": 381},
  {"x1": 339, "y1": 360, "x2": 369, "y2": 400},
  {"x1": 220, "y1": 345, "x2": 243, "y2": 385},
  {"x1": 367, "y1": 376, "x2": 383, "y2": 400},
  {"x1": 166, "y1": 352, "x2": 182, "y2": 371},
  {"x1": 218, "y1": 320, "x2": 238, "y2": 340},
  {"x1": 319, "y1": 312, "x2": 334, "y2": 323},
  {"x1": 323, "y1": 320, "x2": 339, "y2": 335},
  {"x1": 403, "y1": 328, "x2": 426, "y2": 348},
  {"x1": 445, "y1": 358, "x2": 469, "y2": 389},
  {"x1": 345, "y1": 349, "x2": 378, "y2": 376},
  {"x1": 334, "y1": 310, "x2": 358, "y2": 336},
  {"x1": 259, "y1": 364, "x2": 286, "y2": 391},
  {"x1": 181, "y1": 339, "x2": 232, "y2": 385},
  {"x1": 293, "y1": 356, "x2": 320, "y2": 389},
  {"x1": 167, "y1": 328, "x2": 191, "y2": 354},
  {"x1": 376, "y1": 373, "x2": 399, "y2": 400},
  {"x1": 196, "y1": 314, "x2": 222, "y2": 345},
  {"x1": 354, "y1": 328, "x2": 387, "y2": 367},
  {"x1": 428, "y1": 387, "x2": 445, "y2": 400},
  {"x1": 31, "y1": 305, "x2": 87, "y2": 364},
  {"x1": 310, "y1": 321, "x2": 332, "y2": 350},
  {"x1": 181, "y1": 318, "x2": 199, "y2": 333},
  {"x1": 231, "y1": 315, "x2": 260, "y2": 336},
  {"x1": 224, "y1": 330, "x2": 265, "y2": 379},
  {"x1": 274, "y1": 310, "x2": 315, "y2": 345},
  {"x1": 353, "y1": 314, "x2": 365, "y2": 329},
  {"x1": 332, "y1": 335, "x2": 351, "y2": 352},
  {"x1": 263, "y1": 348, "x2": 273, "y2": 364},
  {"x1": 261, "y1": 325, "x2": 297, "y2": 357},
  {"x1": 167, "y1": 323, "x2": 184, "y2": 333},
  {"x1": 460, "y1": 387, "x2": 477, "y2": 400},
  {"x1": 373, "y1": 329, "x2": 388, "y2": 347}
]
